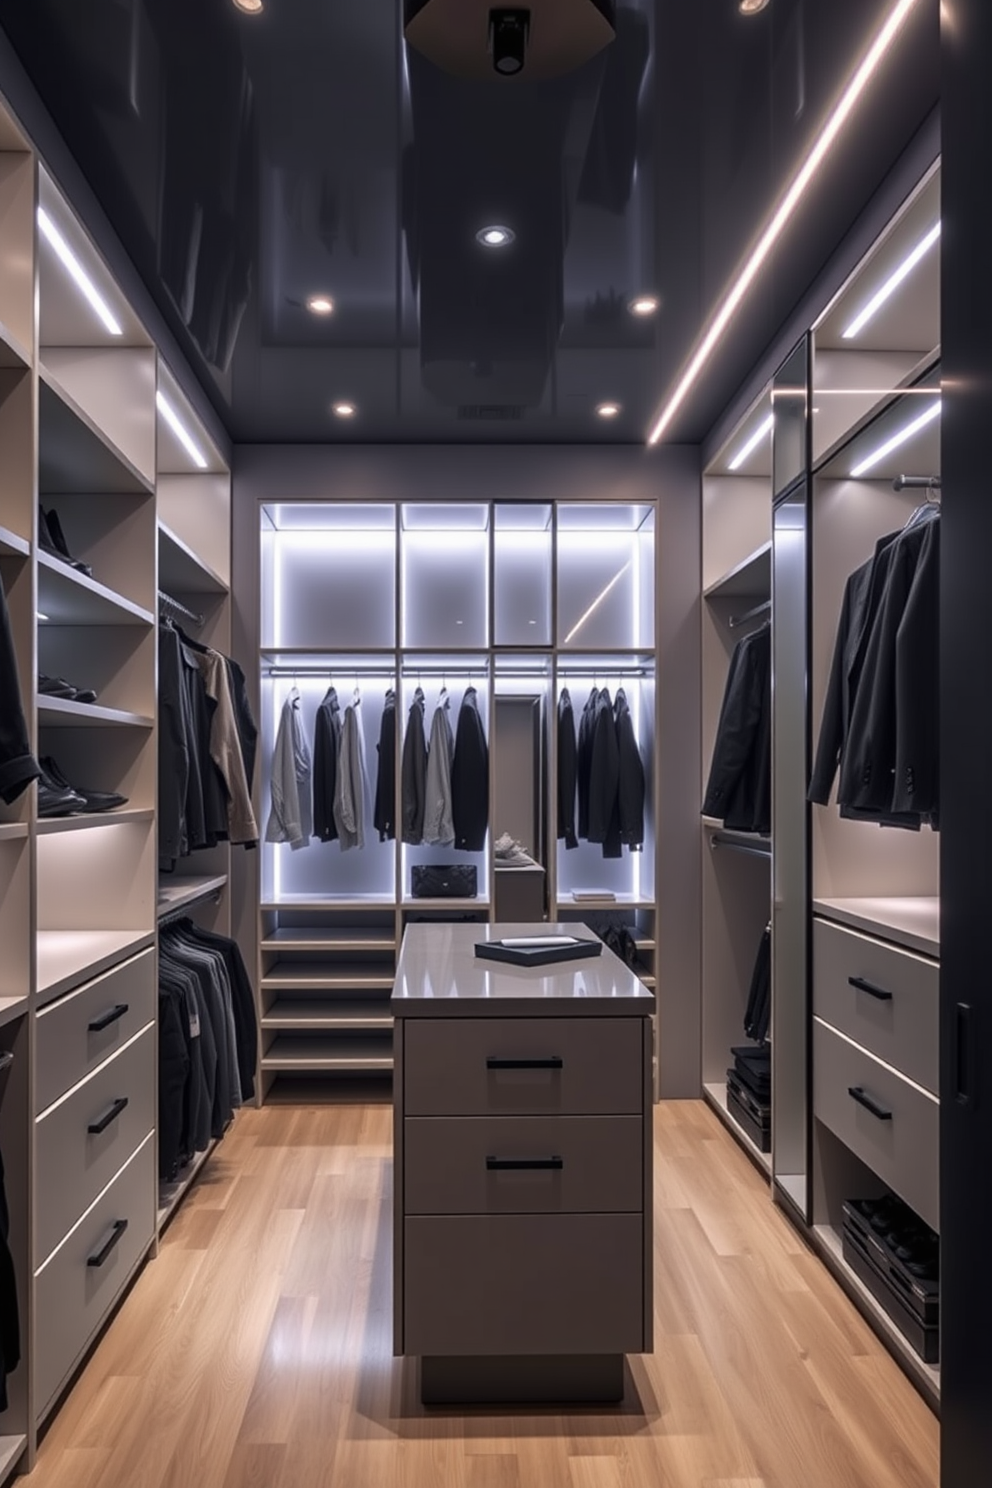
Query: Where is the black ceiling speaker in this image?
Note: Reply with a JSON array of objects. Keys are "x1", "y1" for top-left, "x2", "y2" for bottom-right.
[{"x1": 404, "y1": 0, "x2": 616, "y2": 80}]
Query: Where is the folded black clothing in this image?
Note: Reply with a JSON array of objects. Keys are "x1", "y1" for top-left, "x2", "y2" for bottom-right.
[{"x1": 732, "y1": 1061, "x2": 770, "y2": 1102}]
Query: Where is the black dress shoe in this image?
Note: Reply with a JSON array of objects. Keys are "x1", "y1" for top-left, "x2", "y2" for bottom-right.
[
  {"x1": 41, "y1": 756, "x2": 127, "y2": 813},
  {"x1": 38, "y1": 506, "x2": 93, "y2": 577},
  {"x1": 37, "y1": 774, "x2": 87, "y2": 817},
  {"x1": 38, "y1": 674, "x2": 98, "y2": 704}
]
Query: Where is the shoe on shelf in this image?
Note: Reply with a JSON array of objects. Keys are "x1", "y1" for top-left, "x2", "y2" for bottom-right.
[
  {"x1": 37, "y1": 771, "x2": 87, "y2": 818},
  {"x1": 40, "y1": 756, "x2": 127, "y2": 814},
  {"x1": 38, "y1": 505, "x2": 93, "y2": 577},
  {"x1": 38, "y1": 674, "x2": 98, "y2": 704},
  {"x1": 493, "y1": 832, "x2": 538, "y2": 868}
]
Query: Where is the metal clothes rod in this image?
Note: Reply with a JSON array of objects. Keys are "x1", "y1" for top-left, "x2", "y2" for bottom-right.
[
  {"x1": 729, "y1": 599, "x2": 772, "y2": 630},
  {"x1": 265, "y1": 667, "x2": 398, "y2": 679},
  {"x1": 158, "y1": 892, "x2": 222, "y2": 929},
  {"x1": 159, "y1": 590, "x2": 205, "y2": 628},
  {"x1": 557, "y1": 668, "x2": 654, "y2": 679},
  {"x1": 894, "y1": 474, "x2": 941, "y2": 491},
  {"x1": 0, "y1": 1050, "x2": 13, "y2": 1074},
  {"x1": 709, "y1": 832, "x2": 772, "y2": 860}
]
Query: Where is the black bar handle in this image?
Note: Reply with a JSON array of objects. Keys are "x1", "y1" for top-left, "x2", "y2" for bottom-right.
[
  {"x1": 848, "y1": 976, "x2": 893, "y2": 1003},
  {"x1": 848, "y1": 1085, "x2": 892, "y2": 1121},
  {"x1": 87, "y1": 1219, "x2": 128, "y2": 1268},
  {"x1": 486, "y1": 1056, "x2": 563, "y2": 1071},
  {"x1": 955, "y1": 1002, "x2": 978, "y2": 1110},
  {"x1": 486, "y1": 1156, "x2": 564, "y2": 1172},
  {"x1": 88, "y1": 1097, "x2": 129, "y2": 1136},
  {"x1": 88, "y1": 1003, "x2": 129, "y2": 1033}
]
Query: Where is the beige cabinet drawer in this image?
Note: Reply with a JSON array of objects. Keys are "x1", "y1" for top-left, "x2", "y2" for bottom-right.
[
  {"x1": 813, "y1": 1018, "x2": 938, "y2": 1231},
  {"x1": 813, "y1": 918, "x2": 938, "y2": 1094},
  {"x1": 34, "y1": 1133, "x2": 155, "y2": 1419},
  {"x1": 402, "y1": 1017, "x2": 644, "y2": 1116},
  {"x1": 36, "y1": 948, "x2": 156, "y2": 1113},
  {"x1": 35, "y1": 1026, "x2": 155, "y2": 1266},
  {"x1": 404, "y1": 1115, "x2": 643, "y2": 1215},
  {"x1": 404, "y1": 1213, "x2": 645, "y2": 1356}
]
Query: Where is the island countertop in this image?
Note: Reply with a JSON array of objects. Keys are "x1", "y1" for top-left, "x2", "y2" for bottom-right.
[{"x1": 392, "y1": 921, "x2": 656, "y2": 1019}]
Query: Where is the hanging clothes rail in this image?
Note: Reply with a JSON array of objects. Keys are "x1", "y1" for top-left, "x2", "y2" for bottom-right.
[
  {"x1": 158, "y1": 891, "x2": 223, "y2": 929},
  {"x1": 729, "y1": 599, "x2": 772, "y2": 630},
  {"x1": 0, "y1": 1050, "x2": 13, "y2": 1074},
  {"x1": 159, "y1": 590, "x2": 205, "y2": 628},
  {"x1": 894, "y1": 474, "x2": 942, "y2": 492},
  {"x1": 265, "y1": 666, "x2": 398, "y2": 679},
  {"x1": 556, "y1": 665, "x2": 654, "y2": 678},
  {"x1": 709, "y1": 831, "x2": 772, "y2": 860}
]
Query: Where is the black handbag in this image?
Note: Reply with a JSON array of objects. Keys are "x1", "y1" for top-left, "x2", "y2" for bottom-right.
[{"x1": 411, "y1": 864, "x2": 478, "y2": 899}]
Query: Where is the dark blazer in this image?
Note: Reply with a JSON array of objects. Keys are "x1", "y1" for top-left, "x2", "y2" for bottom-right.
[
  {"x1": 158, "y1": 624, "x2": 192, "y2": 863},
  {"x1": 615, "y1": 688, "x2": 646, "y2": 850},
  {"x1": 0, "y1": 1147, "x2": 19, "y2": 1413},
  {"x1": 702, "y1": 624, "x2": 771, "y2": 834},
  {"x1": 401, "y1": 690, "x2": 427, "y2": 845},
  {"x1": 225, "y1": 657, "x2": 258, "y2": 794},
  {"x1": 557, "y1": 688, "x2": 578, "y2": 849},
  {"x1": 180, "y1": 919, "x2": 259, "y2": 1103},
  {"x1": 587, "y1": 688, "x2": 621, "y2": 857},
  {"x1": 0, "y1": 570, "x2": 39, "y2": 806},
  {"x1": 743, "y1": 924, "x2": 771, "y2": 1044},
  {"x1": 451, "y1": 686, "x2": 489, "y2": 851},
  {"x1": 312, "y1": 687, "x2": 342, "y2": 842},
  {"x1": 374, "y1": 689, "x2": 397, "y2": 842},
  {"x1": 576, "y1": 686, "x2": 598, "y2": 840}
]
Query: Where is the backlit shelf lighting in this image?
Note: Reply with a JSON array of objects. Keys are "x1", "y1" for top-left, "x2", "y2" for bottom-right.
[
  {"x1": 156, "y1": 391, "x2": 208, "y2": 470},
  {"x1": 850, "y1": 399, "x2": 941, "y2": 478},
  {"x1": 728, "y1": 413, "x2": 775, "y2": 472},
  {"x1": 843, "y1": 222, "x2": 941, "y2": 339},
  {"x1": 37, "y1": 207, "x2": 122, "y2": 337}
]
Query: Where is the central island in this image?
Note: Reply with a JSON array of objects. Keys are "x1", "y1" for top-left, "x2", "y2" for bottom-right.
[{"x1": 392, "y1": 920, "x2": 655, "y2": 1405}]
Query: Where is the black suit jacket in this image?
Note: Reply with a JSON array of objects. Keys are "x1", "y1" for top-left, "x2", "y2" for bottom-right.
[
  {"x1": 588, "y1": 688, "x2": 622, "y2": 857},
  {"x1": 615, "y1": 688, "x2": 646, "y2": 850},
  {"x1": 374, "y1": 690, "x2": 397, "y2": 842},
  {"x1": 702, "y1": 625, "x2": 771, "y2": 834},
  {"x1": 401, "y1": 691, "x2": 427, "y2": 844},
  {"x1": 312, "y1": 688, "x2": 342, "y2": 842},
  {"x1": 451, "y1": 686, "x2": 489, "y2": 851},
  {"x1": 557, "y1": 689, "x2": 578, "y2": 849},
  {"x1": 576, "y1": 686, "x2": 598, "y2": 840}
]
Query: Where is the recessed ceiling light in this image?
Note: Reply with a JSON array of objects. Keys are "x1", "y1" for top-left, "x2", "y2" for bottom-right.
[
  {"x1": 728, "y1": 413, "x2": 775, "y2": 471},
  {"x1": 232, "y1": 0, "x2": 263, "y2": 12},
  {"x1": 332, "y1": 401, "x2": 357, "y2": 419},
  {"x1": 850, "y1": 399, "x2": 941, "y2": 477},
  {"x1": 596, "y1": 402, "x2": 621, "y2": 419},
  {"x1": 476, "y1": 225, "x2": 515, "y2": 248},
  {"x1": 647, "y1": 0, "x2": 923, "y2": 446},
  {"x1": 842, "y1": 222, "x2": 941, "y2": 339},
  {"x1": 37, "y1": 207, "x2": 123, "y2": 337},
  {"x1": 628, "y1": 295, "x2": 660, "y2": 317},
  {"x1": 739, "y1": 0, "x2": 771, "y2": 13},
  {"x1": 306, "y1": 294, "x2": 335, "y2": 316},
  {"x1": 156, "y1": 390, "x2": 208, "y2": 469}
]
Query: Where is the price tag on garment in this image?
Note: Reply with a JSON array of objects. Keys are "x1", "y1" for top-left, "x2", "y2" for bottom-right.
[{"x1": 188, "y1": 1003, "x2": 201, "y2": 1039}]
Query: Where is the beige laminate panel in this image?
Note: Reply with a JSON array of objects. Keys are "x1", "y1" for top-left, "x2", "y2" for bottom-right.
[
  {"x1": 813, "y1": 1018, "x2": 939, "y2": 1230},
  {"x1": 404, "y1": 1114, "x2": 643, "y2": 1214},
  {"x1": 35, "y1": 1026, "x2": 155, "y2": 1265},
  {"x1": 403, "y1": 1017, "x2": 643, "y2": 1116},
  {"x1": 404, "y1": 1213, "x2": 645, "y2": 1356},
  {"x1": 35, "y1": 948, "x2": 155, "y2": 1112},
  {"x1": 34, "y1": 1133, "x2": 155, "y2": 1420},
  {"x1": 813, "y1": 917, "x2": 939, "y2": 1094}
]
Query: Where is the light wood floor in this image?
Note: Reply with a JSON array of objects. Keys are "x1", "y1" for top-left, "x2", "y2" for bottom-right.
[{"x1": 25, "y1": 1100, "x2": 938, "y2": 1488}]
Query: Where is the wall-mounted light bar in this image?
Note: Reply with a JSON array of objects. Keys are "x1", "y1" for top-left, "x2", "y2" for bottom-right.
[
  {"x1": 37, "y1": 207, "x2": 123, "y2": 337},
  {"x1": 842, "y1": 221, "x2": 941, "y2": 339},
  {"x1": 850, "y1": 398, "x2": 941, "y2": 477},
  {"x1": 156, "y1": 391, "x2": 208, "y2": 470},
  {"x1": 728, "y1": 413, "x2": 775, "y2": 472},
  {"x1": 646, "y1": 0, "x2": 922, "y2": 446},
  {"x1": 564, "y1": 563, "x2": 632, "y2": 645}
]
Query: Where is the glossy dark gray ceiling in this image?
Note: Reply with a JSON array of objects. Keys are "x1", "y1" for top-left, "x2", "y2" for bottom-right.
[{"x1": 0, "y1": 0, "x2": 938, "y2": 443}]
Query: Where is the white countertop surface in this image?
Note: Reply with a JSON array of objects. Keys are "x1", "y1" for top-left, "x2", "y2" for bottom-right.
[{"x1": 392, "y1": 922, "x2": 655, "y2": 1018}]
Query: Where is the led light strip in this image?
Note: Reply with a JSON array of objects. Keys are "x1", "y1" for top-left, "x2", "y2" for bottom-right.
[
  {"x1": 850, "y1": 398, "x2": 941, "y2": 477},
  {"x1": 37, "y1": 207, "x2": 123, "y2": 337},
  {"x1": 564, "y1": 562, "x2": 632, "y2": 645},
  {"x1": 156, "y1": 390, "x2": 209, "y2": 470},
  {"x1": 728, "y1": 413, "x2": 775, "y2": 472},
  {"x1": 647, "y1": 0, "x2": 923, "y2": 446},
  {"x1": 843, "y1": 221, "x2": 941, "y2": 339}
]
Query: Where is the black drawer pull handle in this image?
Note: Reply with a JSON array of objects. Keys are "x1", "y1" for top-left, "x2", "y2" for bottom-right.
[
  {"x1": 486, "y1": 1156, "x2": 564, "y2": 1172},
  {"x1": 87, "y1": 1219, "x2": 128, "y2": 1268},
  {"x1": 486, "y1": 1057, "x2": 563, "y2": 1071},
  {"x1": 88, "y1": 1097, "x2": 129, "y2": 1136},
  {"x1": 848, "y1": 1085, "x2": 892, "y2": 1121},
  {"x1": 848, "y1": 976, "x2": 893, "y2": 1003},
  {"x1": 88, "y1": 1004, "x2": 129, "y2": 1033}
]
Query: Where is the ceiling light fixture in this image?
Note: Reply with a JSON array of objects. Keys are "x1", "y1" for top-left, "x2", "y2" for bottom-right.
[
  {"x1": 37, "y1": 207, "x2": 123, "y2": 337},
  {"x1": 306, "y1": 294, "x2": 335, "y2": 316},
  {"x1": 739, "y1": 0, "x2": 771, "y2": 14},
  {"x1": 850, "y1": 399, "x2": 941, "y2": 478},
  {"x1": 628, "y1": 295, "x2": 660, "y2": 317},
  {"x1": 156, "y1": 391, "x2": 208, "y2": 470},
  {"x1": 596, "y1": 402, "x2": 621, "y2": 419},
  {"x1": 647, "y1": 0, "x2": 922, "y2": 446},
  {"x1": 728, "y1": 413, "x2": 775, "y2": 472},
  {"x1": 842, "y1": 221, "x2": 941, "y2": 339},
  {"x1": 404, "y1": 0, "x2": 615, "y2": 81},
  {"x1": 477, "y1": 225, "x2": 515, "y2": 248},
  {"x1": 333, "y1": 401, "x2": 357, "y2": 419},
  {"x1": 232, "y1": 0, "x2": 264, "y2": 12}
]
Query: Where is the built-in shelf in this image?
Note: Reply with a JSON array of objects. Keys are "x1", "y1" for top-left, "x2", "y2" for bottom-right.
[
  {"x1": 633, "y1": 936, "x2": 656, "y2": 953},
  {"x1": 158, "y1": 1142, "x2": 218, "y2": 1233},
  {"x1": 0, "y1": 314, "x2": 30, "y2": 370},
  {"x1": 812, "y1": 1223, "x2": 940, "y2": 1405},
  {"x1": 557, "y1": 894, "x2": 655, "y2": 910},
  {"x1": 158, "y1": 523, "x2": 229, "y2": 597},
  {"x1": 36, "y1": 928, "x2": 155, "y2": 1003},
  {"x1": 261, "y1": 999, "x2": 393, "y2": 1032},
  {"x1": 813, "y1": 896, "x2": 939, "y2": 960},
  {"x1": 0, "y1": 823, "x2": 28, "y2": 842},
  {"x1": 401, "y1": 896, "x2": 491, "y2": 912},
  {"x1": 37, "y1": 551, "x2": 153, "y2": 627},
  {"x1": 157, "y1": 874, "x2": 228, "y2": 919},
  {"x1": 704, "y1": 1081, "x2": 772, "y2": 1176},
  {"x1": 0, "y1": 1434, "x2": 27, "y2": 1487},
  {"x1": 0, "y1": 994, "x2": 28, "y2": 1030},
  {"x1": 37, "y1": 808, "x2": 153, "y2": 835},
  {"x1": 0, "y1": 523, "x2": 29, "y2": 558},
  {"x1": 261, "y1": 963, "x2": 395, "y2": 991},
  {"x1": 261, "y1": 1033, "x2": 394, "y2": 1073},
  {"x1": 262, "y1": 927, "x2": 396, "y2": 953},
  {"x1": 637, "y1": 974, "x2": 656, "y2": 989},
  {"x1": 38, "y1": 696, "x2": 153, "y2": 729},
  {"x1": 812, "y1": 352, "x2": 941, "y2": 480},
  {"x1": 38, "y1": 364, "x2": 153, "y2": 496},
  {"x1": 703, "y1": 542, "x2": 772, "y2": 601},
  {"x1": 262, "y1": 895, "x2": 396, "y2": 912}
]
